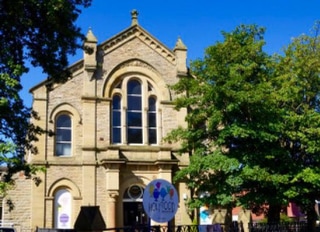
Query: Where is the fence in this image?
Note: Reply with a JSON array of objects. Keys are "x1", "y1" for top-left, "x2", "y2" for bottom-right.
[
  {"x1": 37, "y1": 222, "x2": 311, "y2": 232},
  {"x1": 248, "y1": 222, "x2": 308, "y2": 232},
  {"x1": 105, "y1": 225, "x2": 224, "y2": 232}
]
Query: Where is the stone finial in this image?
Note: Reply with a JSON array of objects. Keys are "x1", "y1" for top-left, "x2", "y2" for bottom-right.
[
  {"x1": 84, "y1": 27, "x2": 97, "y2": 74},
  {"x1": 174, "y1": 36, "x2": 188, "y2": 75},
  {"x1": 174, "y1": 37, "x2": 187, "y2": 51},
  {"x1": 85, "y1": 27, "x2": 98, "y2": 43},
  {"x1": 131, "y1": 9, "x2": 139, "y2": 26}
]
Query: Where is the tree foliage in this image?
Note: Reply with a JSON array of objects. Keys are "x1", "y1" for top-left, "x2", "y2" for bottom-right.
[
  {"x1": 274, "y1": 22, "x2": 320, "y2": 228},
  {"x1": 168, "y1": 23, "x2": 320, "y2": 227},
  {"x1": 0, "y1": 0, "x2": 91, "y2": 193}
]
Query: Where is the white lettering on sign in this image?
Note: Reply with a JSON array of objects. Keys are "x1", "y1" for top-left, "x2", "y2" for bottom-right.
[{"x1": 143, "y1": 179, "x2": 179, "y2": 223}]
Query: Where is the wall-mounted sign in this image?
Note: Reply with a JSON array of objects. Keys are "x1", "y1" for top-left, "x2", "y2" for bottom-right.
[{"x1": 143, "y1": 179, "x2": 179, "y2": 223}]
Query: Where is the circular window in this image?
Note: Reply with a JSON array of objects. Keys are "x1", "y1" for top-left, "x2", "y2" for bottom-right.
[{"x1": 128, "y1": 185, "x2": 143, "y2": 199}]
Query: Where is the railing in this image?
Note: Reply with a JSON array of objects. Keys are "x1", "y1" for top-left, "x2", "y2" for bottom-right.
[
  {"x1": 248, "y1": 222, "x2": 308, "y2": 232},
  {"x1": 37, "y1": 222, "x2": 311, "y2": 232},
  {"x1": 105, "y1": 225, "x2": 225, "y2": 232}
]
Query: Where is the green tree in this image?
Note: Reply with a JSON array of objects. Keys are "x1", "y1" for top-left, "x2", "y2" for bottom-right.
[
  {"x1": 275, "y1": 22, "x2": 320, "y2": 231},
  {"x1": 169, "y1": 23, "x2": 320, "y2": 228},
  {"x1": 0, "y1": 0, "x2": 91, "y2": 194},
  {"x1": 167, "y1": 25, "x2": 289, "y2": 223}
]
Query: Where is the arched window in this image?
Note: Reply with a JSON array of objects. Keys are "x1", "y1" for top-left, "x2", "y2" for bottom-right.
[
  {"x1": 112, "y1": 95, "x2": 122, "y2": 144},
  {"x1": 55, "y1": 114, "x2": 72, "y2": 156},
  {"x1": 148, "y1": 97, "x2": 157, "y2": 144},
  {"x1": 54, "y1": 189, "x2": 72, "y2": 229},
  {"x1": 127, "y1": 80, "x2": 142, "y2": 144},
  {"x1": 111, "y1": 77, "x2": 158, "y2": 145}
]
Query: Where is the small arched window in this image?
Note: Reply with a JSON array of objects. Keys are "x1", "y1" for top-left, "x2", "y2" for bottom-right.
[
  {"x1": 112, "y1": 95, "x2": 122, "y2": 144},
  {"x1": 148, "y1": 97, "x2": 157, "y2": 144},
  {"x1": 55, "y1": 114, "x2": 72, "y2": 156}
]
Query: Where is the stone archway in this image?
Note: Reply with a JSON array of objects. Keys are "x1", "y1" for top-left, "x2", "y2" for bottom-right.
[{"x1": 46, "y1": 178, "x2": 82, "y2": 228}]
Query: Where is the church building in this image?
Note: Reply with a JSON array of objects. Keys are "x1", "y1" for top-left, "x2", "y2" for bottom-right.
[{"x1": 4, "y1": 11, "x2": 192, "y2": 231}]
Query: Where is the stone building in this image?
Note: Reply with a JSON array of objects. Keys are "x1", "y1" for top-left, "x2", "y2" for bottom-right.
[{"x1": 3, "y1": 11, "x2": 192, "y2": 231}]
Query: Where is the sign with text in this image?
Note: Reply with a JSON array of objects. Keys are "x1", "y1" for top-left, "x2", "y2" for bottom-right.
[{"x1": 143, "y1": 179, "x2": 179, "y2": 223}]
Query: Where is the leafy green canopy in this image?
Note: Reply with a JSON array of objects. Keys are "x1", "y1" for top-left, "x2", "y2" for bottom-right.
[
  {"x1": 168, "y1": 23, "x2": 320, "y2": 223},
  {"x1": 0, "y1": 0, "x2": 91, "y2": 190},
  {"x1": 275, "y1": 23, "x2": 320, "y2": 221},
  {"x1": 0, "y1": 0, "x2": 91, "y2": 79}
]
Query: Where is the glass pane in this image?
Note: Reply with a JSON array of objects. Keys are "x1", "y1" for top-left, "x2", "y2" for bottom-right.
[
  {"x1": 148, "y1": 113, "x2": 156, "y2": 127},
  {"x1": 127, "y1": 96, "x2": 141, "y2": 110},
  {"x1": 112, "y1": 128, "x2": 121, "y2": 143},
  {"x1": 127, "y1": 80, "x2": 141, "y2": 94},
  {"x1": 148, "y1": 97, "x2": 156, "y2": 111},
  {"x1": 149, "y1": 129, "x2": 157, "y2": 144},
  {"x1": 56, "y1": 144, "x2": 71, "y2": 156},
  {"x1": 127, "y1": 112, "x2": 142, "y2": 126},
  {"x1": 56, "y1": 129, "x2": 71, "y2": 141},
  {"x1": 112, "y1": 111, "x2": 121, "y2": 126},
  {"x1": 112, "y1": 95, "x2": 121, "y2": 109},
  {"x1": 56, "y1": 132, "x2": 63, "y2": 142},
  {"x1": 57, "y1": 115, "x2": 71, "y2": 127},
  {"x1": 128, "y1": 128, "x2": 142, "y2": 143}
]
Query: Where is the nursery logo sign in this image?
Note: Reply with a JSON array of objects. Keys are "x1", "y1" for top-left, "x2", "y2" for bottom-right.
[{"x1": 143, "y1": 179, "x2": 179, "y2": 223}]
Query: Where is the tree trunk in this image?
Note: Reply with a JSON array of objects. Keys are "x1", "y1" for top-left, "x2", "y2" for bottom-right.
[
  {"x1": 306, "y1": 206, "x2": 317, "y2": 232},
  {"x1": 267, "y1": 204, "x2": 281, "y2": 224}
]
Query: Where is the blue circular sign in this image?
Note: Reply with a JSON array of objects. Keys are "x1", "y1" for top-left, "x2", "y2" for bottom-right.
[{"x1": 143, "y1": 179, "x2": 179, "y2": 223}]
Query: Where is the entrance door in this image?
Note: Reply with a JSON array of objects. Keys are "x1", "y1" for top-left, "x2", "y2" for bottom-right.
[
  {"x1": 123, "y1": 202, "x2": 148, "y2": 226},
  {"x1": 123, "y1": 185, "x2": 148, "y2": 226}
]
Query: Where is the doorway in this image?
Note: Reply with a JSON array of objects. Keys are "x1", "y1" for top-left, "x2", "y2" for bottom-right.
[
  {"x1": 123, "y1": 185, "x2": 148, "y2": 226},
  {"x1": 123, "y1": 202, "x2": 148, "y2": 226}
]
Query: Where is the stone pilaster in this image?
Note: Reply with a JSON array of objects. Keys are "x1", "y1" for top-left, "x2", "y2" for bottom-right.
[{"x1": 107, "y1": 191, "x2": 119, "y2": 229}]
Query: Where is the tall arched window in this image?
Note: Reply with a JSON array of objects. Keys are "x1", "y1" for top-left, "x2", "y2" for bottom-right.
[
  {"x1": 111, "y1": 77, "x2": 158, "y2": 145},
  {"x1": 127, "y1": 80, "x2": 142, "y2": 144},
  {"x1": 112, "y1": 95, "x2": 121, "y2": 144},
  {"x1": 148, "y1": 97, "x2": 157, "y2": 144},
  {"x1": 54, "y1": 189, "x2": 72, "y2": 229},
  {"x1": 55, "y1": 114, "x2": 72, "y2": 156}
]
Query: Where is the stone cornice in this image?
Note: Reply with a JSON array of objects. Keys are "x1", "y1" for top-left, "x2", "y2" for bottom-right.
[{"x1": 99, "y1": 145, "x2": 172, "y2": 152}]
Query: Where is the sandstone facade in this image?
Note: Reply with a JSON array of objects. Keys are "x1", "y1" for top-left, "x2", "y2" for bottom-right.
[{"x1": 4, "y1": 11, "x2": 192, "y2": 232}]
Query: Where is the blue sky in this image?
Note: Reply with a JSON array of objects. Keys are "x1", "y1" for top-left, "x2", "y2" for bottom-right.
[{"x1": 21, "y1": 0, "x2": 320, "y2": 107}]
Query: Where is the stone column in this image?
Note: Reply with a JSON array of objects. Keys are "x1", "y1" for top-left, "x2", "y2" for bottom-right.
[
  {"x1": 45, "y1": 197, "x2": 54, "y2": 228},
  {"x1": 82, "y1": 96, "x2": 98, "y2": 206},
  {"x1": 107, "y1": 191, "x2": 119, "y2": 229},
  {"x1": 105, "y1": 163, "x2": 121, "y2": 228}
]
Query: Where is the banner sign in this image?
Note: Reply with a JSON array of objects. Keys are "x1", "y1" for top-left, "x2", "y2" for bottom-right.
[{"x1": 143, "y1": 179, "x2": 179, "y2": 223}]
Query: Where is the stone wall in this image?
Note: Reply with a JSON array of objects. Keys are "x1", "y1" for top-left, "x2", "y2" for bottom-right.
[{"x1": 4, "y1": 172, "x2": 32, "y2": 232}]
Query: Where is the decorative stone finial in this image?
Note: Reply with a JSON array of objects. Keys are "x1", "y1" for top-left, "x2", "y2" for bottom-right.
[
  {"x1": 174, "y1": 37, "x2": 187, "y2": 51},
  {"x1": 131, "y1": 9, "x2": 139, "y2": 26},
  {"x1": 85, "y1": 27, "x2": 97, "y2": 43}
]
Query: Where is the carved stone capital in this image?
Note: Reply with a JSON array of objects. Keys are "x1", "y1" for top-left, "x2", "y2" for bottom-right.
[{"x1": 108, "y1": 191, "x2": 119, "y2": 202}]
